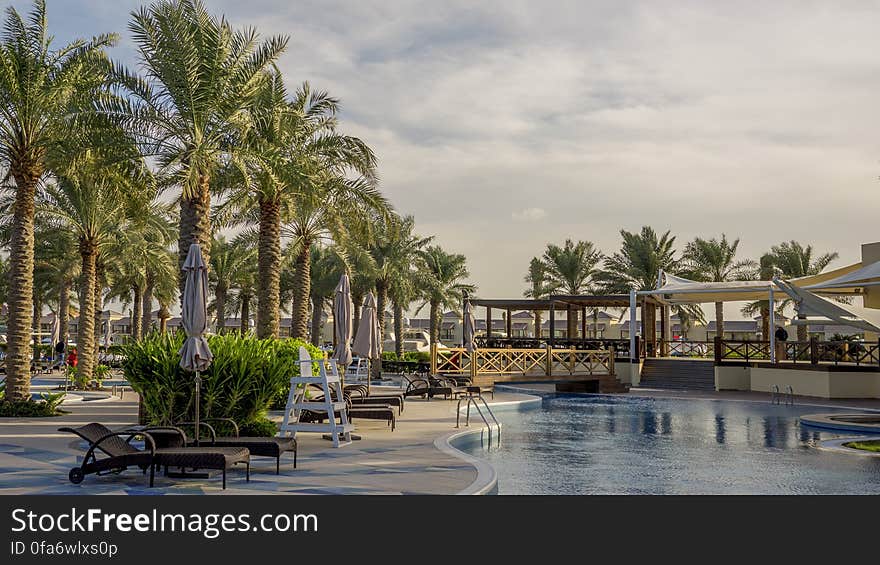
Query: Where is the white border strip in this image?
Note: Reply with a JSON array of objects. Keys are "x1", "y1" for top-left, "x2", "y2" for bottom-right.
[{"x1": 435, "y1": 395, "x2": 542, "y2": 495}]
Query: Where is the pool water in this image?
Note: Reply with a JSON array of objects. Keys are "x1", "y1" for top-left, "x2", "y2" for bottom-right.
[{"x1": 457, "y1": 394, "x2": 880, "y2": 494}]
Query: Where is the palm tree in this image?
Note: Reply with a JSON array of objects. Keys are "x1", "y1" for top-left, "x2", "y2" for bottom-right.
[
  {"x1": 367, "y1": 215, "x2": 433, "y2": 347},
  {"x1": 209, "y1": 235, "x2": 254, "y2": 332},
  {"x1": 113, "y1": 0, "x2": 287, "y2": 298},
  {"x1": 540, "y1": 239, "x2": 603, "y2": 338},
  {"x1": 681, "y1": 235, "x2": 756, "y2": 339},
  {"x1": 741, "y1": 253, "x2": 780, "y2": 339},
  {"x1": 524, "y1": 257, "x2": 549, "y2": 338},
  {"x1": 140, "y1": 208, "x2": 176, "y2": 335},
  {"x1": 221, "y1": 78, "x2": 379, "y2": 338},
  {"x1": 768, "y1": 241, "x2": 839, "y2": 341},
  {"x1": 307, "y1": 245, "x2": 345, "y2": 346},
  {"x1": 32, "y1": 222, "x2": 79, "y2": 351},
  {"x1": 0, "y1": 0, "x2": 117, "y2": 400},
  {"x1": 416, "y1": 246, "x2": 475, "y2": 346},
  {"x1": 597, "y1": 227, "x2": 694, "y2": 350},
  {"x1": 37, "y1": 159, "x2": 150, "y2": 381}
]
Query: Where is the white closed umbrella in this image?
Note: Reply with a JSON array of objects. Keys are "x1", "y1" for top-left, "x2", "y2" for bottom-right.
[
  {"x1": 352, "y1": 292, "x2": 380, "y2": 395},
  {"x1": 463, "y1": 299, "x2": 476, "y2": 353},
  {"x1": 178, "y1": 243, "x2": 213, "y2": 445}
]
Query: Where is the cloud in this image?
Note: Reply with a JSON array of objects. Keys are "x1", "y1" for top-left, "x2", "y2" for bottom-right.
[
  {"x1": 23, "y1": 0, "x2": 880, "y2": 316},
  {"x1": 512, "y1": 208, "x2": 547, "y2": 222}
]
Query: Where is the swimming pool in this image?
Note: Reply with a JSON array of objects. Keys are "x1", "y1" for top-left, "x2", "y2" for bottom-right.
[{"x1": 455, "y1": 394, "x2": 880, "y2": 494}]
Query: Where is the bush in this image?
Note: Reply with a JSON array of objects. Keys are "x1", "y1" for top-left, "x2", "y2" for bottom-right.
[
  {"x1": 0, "y1": 398, "x2": 65, "y2": 417},
  {"x1": 380, "y1": 350, "x2": 431, "y2": 363},
  {"x1": 122, "y1": 332, "x2": 323, "y2": 428},
  {"x1": 240, "y1": 417, "x2": 278, "y2": 437}
]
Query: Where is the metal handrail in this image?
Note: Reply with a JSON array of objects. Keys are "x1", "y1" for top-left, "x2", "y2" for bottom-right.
[
  {"x1": 785, "y1": 385, "x2": 794, "y2": 406},
  {"x1": 455, "y1": 392, "x2": 501, "y2": 442},
  {"x1": 770, "y1": 384, "x2": 780, "y2": 404}
]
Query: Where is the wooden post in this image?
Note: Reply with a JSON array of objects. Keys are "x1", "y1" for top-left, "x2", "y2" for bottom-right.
[
  {"x1": 486, "y1": 306, "x2": 492, "y2": 340},
  {"x1": 581, "y1": 307, "x2": 587, "y2": 342},
  {"x1": 659, "y1": 306, "x2": 668, "y2": 357},
  {"x1": 809, "y1": 336, "x2": 818, "y2": 365},
  {"x1": 545, "y1": 344, "x2": 552, "y2": 376},
  {"x1": 566, "y1": 304, "x2": 573, "y2": 340},
  {"x1": 714, "y1": 336, "x2": 722, "y2": 365},
  {"x1": 470, "y1": 347, "x2": 478, "y2": 381},
  {"x1": 549, "y1": 303, "x2": 556, "y2": 348},
  {"x1": 430, "y1": 342, "x2": 437, "y2": 374},
  {"x1": 506, "y1": 308, "x2": 512, "y2": 339}
]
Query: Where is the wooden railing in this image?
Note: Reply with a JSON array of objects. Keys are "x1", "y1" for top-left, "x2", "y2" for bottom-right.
[
  {"x1": 715, "y1": 337, "x2": 880, "y2": 367},
  {"x1": 657, "y1": 340, "x2": 714, "y2": 358},
  {"x1": 473, "y1": 337, "x2": 633, "y2": 359},
  {"x1": 432, "y1": 345, "x2": 614, "y2": 378}
]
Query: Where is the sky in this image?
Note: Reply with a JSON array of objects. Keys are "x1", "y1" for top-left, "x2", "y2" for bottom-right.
[{"x1": 13, "y1": 0, "x2": 880, "y2": 319}]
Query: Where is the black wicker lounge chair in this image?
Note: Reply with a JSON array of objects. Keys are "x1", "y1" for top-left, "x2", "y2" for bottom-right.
[
  {"x1": 174, "y1": 419, "x2": 297, "y2": 474},
  {"x1": 60, "y1": 423, "x2": 250, "y2": 489},
  {"x1": 344, "y1": 384, "x2": 405, "y2": 414},
  {"x1": 401, "y1": 373, "x2": 466, "y2": 400},
  {"x1": 304, "y1": 390, "x2": 396, "y2": 430}
]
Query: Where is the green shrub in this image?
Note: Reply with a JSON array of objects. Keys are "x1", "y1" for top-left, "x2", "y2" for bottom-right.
[
  {"x1": 381, "y1": 351, "x2": 398, "y2": 361},
  {"x1": 122, "y1": 332, "x2": 323, "y2": 428},
  {"x1": 240, "y1": 417, "x2": 278, "y2": 437},
  {"x1": 0, "y1": 398, "x2": 65, "y2": 417}
]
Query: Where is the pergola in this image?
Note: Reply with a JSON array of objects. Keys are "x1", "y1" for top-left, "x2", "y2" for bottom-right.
[{"x1": 466, "y1": 294, "x2": 662, "y2": 347}]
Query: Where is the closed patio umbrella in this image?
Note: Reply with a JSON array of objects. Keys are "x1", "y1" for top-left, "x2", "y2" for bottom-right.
[
  {"x1": 329, "y1": 273, "x2": 359, "y2": 442},
  {"x1": 178, "y1": 243, "x2": 213, "y2": 446},
  {"x1": 463, "y1": 298, "x2": 476, "y2": 353},
  {"x1": 352, "y1": 292, "x2": 380, "y2": 395}
]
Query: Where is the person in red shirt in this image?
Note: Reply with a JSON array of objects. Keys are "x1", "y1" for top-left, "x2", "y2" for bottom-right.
[{"x1": 66, "y1": 347, "x2": 78, "y2": 368}]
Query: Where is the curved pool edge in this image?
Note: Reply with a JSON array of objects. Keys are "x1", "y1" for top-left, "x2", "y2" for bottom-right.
[
  {"x1": 434, "y1": 394, "x2": 542, "y2": 495},
  {"x1": 817, "y1": 436, "x2": 880, "y2": 457}
]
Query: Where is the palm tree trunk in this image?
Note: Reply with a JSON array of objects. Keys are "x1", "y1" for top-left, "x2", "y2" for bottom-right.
[
  {"x1": 93, "y1": 264, "x2": 103, "y2": 358},
  {"x1": 158, "y1": 304, "x2": 170, "y2": 334},
  {"x1": 797, "y1": 323, "x2": 808, "y2": 342},
  {"x1": 59, "y1": 279, "x2": 70, "y2": 351},
  {"x1": 715, "y1": 302, "x2": 724, "y2": 340},
  {"x1": 593, "y1": 309, "x2": 599, "y2": 339},
  {"x1": 215, "y1": 284, "x2": 227, "y2": 332},
  {"x1": 142, "y1": 271, "x2": 154, "y2": 337},
  {"x1": 567, "y1": 310, "x2": 577, "y2": 339},
  {"x1": 32, "y1": 296, "x2": 43, "y2": 362},
  {"x1": 77, "y1": 240, "x2": 98, "y2": 382},
  {"x1": 257, "y1": 198, "x2": 281, "y2": 338},
  {"x1": 310, "y1": 297, "x2": 323, "y2": 346},
  {"x1": 375, "y1": 279, "x2": 388, "y2": 344},
  {"x1": 394, "y1": 301, "x2": 404, "y2": 357},
  {"x1": 131, "y1": 284, "x2": 143, "y2": 341},
  {"x1": 533, "y1": 311, "x2": 542, "y2": 338},
  {"x1": 178, "y1": 174, "x2": 212, "y2": 304},
  {"x1": 429, "y1": 300, "x2": 440, "y2": 345},
  {"x1": 240, "y1": 293, "x2": 251, "y2": 336},
  {"x1": 5, "y1": 165, "x2": 40, "y2": 401},
  {"x1": 352, "y1": 291, "x2": 363, "y2": 338},
  {"x1": 290, "y1": 241, "x2": 312, "y2": 340}
]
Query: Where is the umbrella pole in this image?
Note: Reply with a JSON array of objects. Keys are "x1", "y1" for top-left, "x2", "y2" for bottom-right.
[{"x1": 194, "y1": 371, "x2": 201, "y2": 447}]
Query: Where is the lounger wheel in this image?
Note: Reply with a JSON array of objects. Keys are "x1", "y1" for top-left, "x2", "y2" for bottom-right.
[{"x1": 69, "y1": 467, "x2": 84, "y2": 484}]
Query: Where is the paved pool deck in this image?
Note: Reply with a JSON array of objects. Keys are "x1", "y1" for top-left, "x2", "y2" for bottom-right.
[{"x1": 0, "y1": 387, "x2": 536, "y2": 495}]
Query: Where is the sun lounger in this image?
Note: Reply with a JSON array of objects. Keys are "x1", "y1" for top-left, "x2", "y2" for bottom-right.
[
  {"x1": 174, "y1": 419, "x2": 297, "y2": 474},
  {"x1": 304, "y1": 389, "x2": 396, "y2": 430},
  {"x1": 60, "y1": 423, "x2": 250, "y2": 489},
  {"x1": 401, "y1": 373, "x2": 466, "y2": 400}
]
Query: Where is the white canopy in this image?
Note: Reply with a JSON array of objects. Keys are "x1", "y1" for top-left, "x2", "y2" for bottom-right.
[
  {"x1": 649, "y1": 263, "x2": 867, "y2": 304},
  {"x1": 803, "y1": 260, "x2": 880, "y2": 295},
  {"x1": 775, "y1": 279, "x2": 880, "y2": 333}
]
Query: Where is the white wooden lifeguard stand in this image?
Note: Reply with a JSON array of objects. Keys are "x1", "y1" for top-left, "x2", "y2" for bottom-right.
[{"x1": 279, "y1": 346, "x2": 353, "y2": 447}]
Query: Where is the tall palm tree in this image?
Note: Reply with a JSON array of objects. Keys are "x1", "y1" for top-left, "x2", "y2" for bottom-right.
[
  {"x1": 221, "y1": 78, "x2": 379, "y2": 338},
  {"x1": 139, "y1": 207, "x2": 176, "y2": 335},
  {"x1": 597, "y1": 227, "x2": 696, "y2": 349},
  {"x1": 416, "y1": 246, "x2": 475, "y2": 346},
  {"x1": 209, "y1": 235, "x2": 254, "y2": 332},
  {"x1": 32, "y1": 222, "x2": 79, "y2": 351},
  {"x1": 769, "y1": 241, "x2": 839, "y2": 341},
  {"x1": 37, "y1": 159, "x2": 150, "y2": 381},
  {"x1": 681, "y1": 235, "x2": 756, "y2": 339},
  {"x1": 524, "y1": 257, "x2": 549, "y2": 338},
  {"x1": 307, "y1": 245, "x2": 345, "y2": 346},
  {"x1": 0, "y1": 0, "x2": 117, "y2": 400},
  {"x1": 741, "y1": 253, "x2": 781, "y2": 339},
  {"x1": 540, "y1": 239, "x2": 603, "y2": 338},
  {"x1": 367, "y1": 215, "x2": 433, "y2": 347},
  {"x1": 112, "y1": 0, "x2": 287, "y2": 298}
]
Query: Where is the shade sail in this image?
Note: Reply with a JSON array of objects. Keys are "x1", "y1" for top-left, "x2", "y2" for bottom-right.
[
  {"x1": 775, "y1": 279, "x2": 880, "y2": 333},
  {"x1": 803, "y1": 261, "x2": 880, "y2": 294}
]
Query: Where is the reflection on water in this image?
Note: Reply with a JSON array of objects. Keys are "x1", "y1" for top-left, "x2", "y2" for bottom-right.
[{"x1": 458, "y1": 395, "x2": 880, "y2": 494}]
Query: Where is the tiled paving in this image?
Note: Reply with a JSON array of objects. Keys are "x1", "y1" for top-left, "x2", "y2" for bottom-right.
[{"x1": 0, "y1": 383, "x2": 530, "y2": 495}]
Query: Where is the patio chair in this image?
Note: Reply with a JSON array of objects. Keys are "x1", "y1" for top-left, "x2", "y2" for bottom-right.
[
  {"x1": 172, "y1": 419, "x2": 297, "y2": 474},
  {"x1": 344, "y1": 384, "x2": 405, "y2": 414},
  {"x1": 304, "y1": 388, "x2": 396, "y2": 431},
  {"x1": 59, "y1": 423, "x2": 250, "y2": 489},
  {"x1": 401, "y1": 372, "x2": 466, "y2": 400}
]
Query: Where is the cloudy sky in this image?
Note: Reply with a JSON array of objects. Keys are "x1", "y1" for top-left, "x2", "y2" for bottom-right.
[{"x1": 15, "y1": 1, "x2": 880, "y2": 317}]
